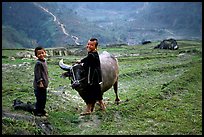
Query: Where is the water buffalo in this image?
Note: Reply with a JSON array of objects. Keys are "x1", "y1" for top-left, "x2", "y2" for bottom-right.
[{"x1": 59, "y1": 51, "x2": 120, "y2": 105}]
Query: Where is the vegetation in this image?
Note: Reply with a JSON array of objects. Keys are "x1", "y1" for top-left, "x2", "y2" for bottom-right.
[
  {"x1": 2, "y1": 2, "x2": 202, "y2": 48},
  {"x1": 2, "y1": 40, "x2": 202, "y2": 135}
]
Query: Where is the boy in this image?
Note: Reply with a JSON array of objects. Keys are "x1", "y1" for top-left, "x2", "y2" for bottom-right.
[
  {"x1": 33, "y1": 46, "x2": 49, "y2": 116},
  {"x1": 77, "y1": 38, "x2": 106, "y2": 115}
]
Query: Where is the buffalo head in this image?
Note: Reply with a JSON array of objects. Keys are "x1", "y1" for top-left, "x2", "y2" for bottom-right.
[{"x1": 59, "y1": 59, "x2": 88, "y2": 92}]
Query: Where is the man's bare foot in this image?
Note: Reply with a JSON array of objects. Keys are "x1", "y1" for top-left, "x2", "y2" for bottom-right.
[
  {"x1": 100, "y1": 104, "x2": 106, "y2": 111},
  {"x1": 80, "y1": 103, "x2": 92, "y2": 115},
  {"x1": 98, "y1": 100, "x2": 106, "y2": 111},
  {"x1": 80, "y1": 111, "x2": 91, "y2": 116}
]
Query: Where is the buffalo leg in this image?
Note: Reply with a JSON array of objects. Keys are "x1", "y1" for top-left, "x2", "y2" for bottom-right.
[{"x1": 113, "y1": 79, "x2": 120, "y2": 105}]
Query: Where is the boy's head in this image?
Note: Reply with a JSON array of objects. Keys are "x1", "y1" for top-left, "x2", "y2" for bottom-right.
[
  {"x1": 86, "y1": 38, "x2": 98, "y2": 52},
  {"x1": 89, "y1": 38, "x2": 98, "y2": 48},
  {"x1": 34, "y1": 46, "x2": 46, "y2": 60}
]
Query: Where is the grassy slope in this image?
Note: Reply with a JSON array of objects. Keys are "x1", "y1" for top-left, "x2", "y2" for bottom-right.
[{"x1": 2, "y1": 40, "x2": 202, "y2": 135}]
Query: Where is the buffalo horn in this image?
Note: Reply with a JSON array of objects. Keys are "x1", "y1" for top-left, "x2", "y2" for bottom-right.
[{"x1": 59, "y1": 59, "x2": 71, "y2": 71}]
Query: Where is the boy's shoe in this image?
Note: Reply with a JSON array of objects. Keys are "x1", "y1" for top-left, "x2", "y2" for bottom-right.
[
  {"x1": 42, "y1": 110, "x2": 48, "y2": 117},
  {"x1": 34, "y1": 109, "x2": 48, "y2": 117},
  {"x1": 43, "y1": 112, "x2": 49, "y2": 117},
  {"x1": 34, "y1": 112, "x2": 44, "y2": 116}
]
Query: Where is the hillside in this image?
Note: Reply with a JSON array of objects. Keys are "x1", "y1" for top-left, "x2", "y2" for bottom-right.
[
  {"x1": 2, "y1": 2, "x2": 78, "y2": 48},
  {"x1": 2, "y1": 2, "x2": 202, "y2": 48}
]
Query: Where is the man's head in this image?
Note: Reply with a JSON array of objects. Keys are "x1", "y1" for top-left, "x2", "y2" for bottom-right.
[{"x1": 34, "y1": 46, "x2": 46, "y2": 60}]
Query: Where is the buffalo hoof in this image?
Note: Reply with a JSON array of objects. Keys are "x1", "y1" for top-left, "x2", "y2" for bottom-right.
[{"x1": 115, "y1": 101, "x2": 120, "y2": 105}]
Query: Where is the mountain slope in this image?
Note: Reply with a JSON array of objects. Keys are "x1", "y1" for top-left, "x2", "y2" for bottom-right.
[
  {"x1": 2, "y1": 2, "x2": 202, "y2": 48},
  {"x1": 2, "y1": 2, "x2": 80, "y2": 48}
]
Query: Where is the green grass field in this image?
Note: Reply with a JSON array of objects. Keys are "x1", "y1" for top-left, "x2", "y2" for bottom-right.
[{"x1": 2, "y1": 40, "x2": 202, "y2": 135}]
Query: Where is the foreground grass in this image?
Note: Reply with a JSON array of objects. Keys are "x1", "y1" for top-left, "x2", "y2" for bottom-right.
[{"x1": 2, "y1": 40, "x2": 202, "y2": 135}]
